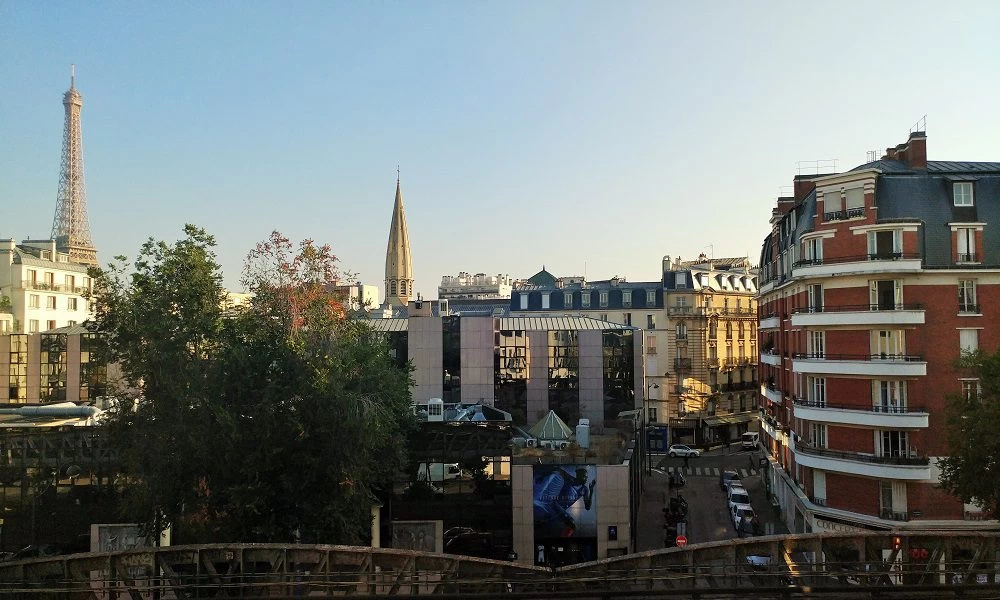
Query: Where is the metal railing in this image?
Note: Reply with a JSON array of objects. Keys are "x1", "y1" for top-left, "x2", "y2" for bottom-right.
[
  {"x1": 793, "y1": 252, "x2": 921, "y2": 268},
  {"x1": 791, "y1": 303, "x2": 924, "y2": 314},
  {"x1": 20, "y1": 280, "x2": 90, "y2": 294},
  {"x1": 957, "y1": 252, "x2": 978, "y2": 263},
  {"x1": 674, "y1": 358, "x2": 692, "y2": 370},
  {"x1": 793, "y1": 396, "x2": 927, "y2": 414},
  {"x1": 792, "y1": 352, "x2": 924, "y2": 362},
  {"x1": 667, "y1": 306, "x2": 706, "y2": 316},
  {"x1": 795, "y1": 443, "x2": 930, "y2": 466},
  {"x1": 959, "y1": 303, "x2": 981, "y2": 314},
  {"x1": 823, "y1": 207, "x2": 866, "y2": 221},
  {"x1": 880, "y1": 508, "x2": 910, "y2": 521}
]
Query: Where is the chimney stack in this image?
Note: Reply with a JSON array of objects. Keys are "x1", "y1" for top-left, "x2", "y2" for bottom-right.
[{"x1": 881, "y1": 131, "x2": 927, "y2": 169}]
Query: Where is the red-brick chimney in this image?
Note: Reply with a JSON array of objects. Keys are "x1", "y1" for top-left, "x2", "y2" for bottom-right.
[
  {"x1": 881, "y1": 132, "x2": 927, "y2": 168},
  {"x1": 793, "y1": 176, "x2": 817, "y2": 201}
]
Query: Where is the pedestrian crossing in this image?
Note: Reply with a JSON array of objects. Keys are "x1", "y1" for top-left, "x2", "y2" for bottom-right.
[{"x1": 663, "y1": 466, "x2": 757, "y2": 478}]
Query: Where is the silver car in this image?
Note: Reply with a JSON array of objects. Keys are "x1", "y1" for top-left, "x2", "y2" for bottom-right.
[{"x1": 668, "y1": 444, "x2": 701, "y2": 458}]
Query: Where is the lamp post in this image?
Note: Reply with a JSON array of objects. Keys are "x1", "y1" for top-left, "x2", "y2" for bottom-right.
[{"x1": 646, "y1": 383, "x2": 659, "y2": 476}]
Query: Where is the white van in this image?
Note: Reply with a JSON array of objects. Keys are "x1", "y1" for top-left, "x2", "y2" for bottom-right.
[
  {"x1": 741, "y1": 432, "x2": 759, "y2": 450},
  {"x1": 417, "y1": 462, "x2": 462, "y2": 482}
]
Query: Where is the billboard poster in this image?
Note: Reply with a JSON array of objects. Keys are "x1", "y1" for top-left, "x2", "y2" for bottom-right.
[{"x1": 532, "y1": 464, "x2": 597, "y2": 565}]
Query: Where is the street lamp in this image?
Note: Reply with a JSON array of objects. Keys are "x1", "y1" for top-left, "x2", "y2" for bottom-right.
[{"x1": 646, "y1": 383, "x2": 659, "y2": 475}]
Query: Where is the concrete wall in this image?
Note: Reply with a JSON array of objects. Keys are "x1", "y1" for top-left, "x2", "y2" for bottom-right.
[
  {"x1": 408, "y1": 317, "x2": 443, "y2": 403},
  {"x1": 460, "y1": 317, "x2": 494, "y2": 405}
]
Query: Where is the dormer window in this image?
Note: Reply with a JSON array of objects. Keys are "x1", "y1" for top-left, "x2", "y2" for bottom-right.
[
  {"x1": 954, "y1": 182, "x2": 974, "y2": 206},
  {"x1": 622, "y1": 290, "x2": 632, "y2": 307}
]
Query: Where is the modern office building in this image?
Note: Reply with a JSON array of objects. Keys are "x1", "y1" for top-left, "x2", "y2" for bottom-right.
[
  {"x1": 0, "y1": 327, "x2": 106, "y2": 405},
  {"x1": 367, "y1": 299, "x2": 643, "y2": 430},
  {"x1": 757, "y1": 131, "x2": 999, "y2": 532},
  {"x1": 509, "y1": 258, "x2": 758, "y2": 445}
]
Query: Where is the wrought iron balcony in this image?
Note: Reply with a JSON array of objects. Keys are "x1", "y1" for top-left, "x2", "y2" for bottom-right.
[
  {"x1": 879, "y1": 508, "x2": 910, "y2": 522},
  {"x1": 792, "y1": 352, "x2": 923, "y2": 362},
  {"x1": 667, "y1": 306, "x2": 706, "y2": 316},
  {"x1": 793, "y1": 396, "x2": 926, "y2": 414},
  {"x1": 793, "y1": 252, "x2": 921, "y2": 268},
  {"x1": 795, "y1": 443, "x2": 929, "y2": 466},
  {"x1": 822, "y1": 207, "x2": 866, "y2": 221},
  {"x1": 957, "y1": 252, "x2": 978, "y2": 263},
  {"x1": 673, "y1": 358, "x2": 692, "y2": 370},
  {"x1": 791, "y1": 303, "x2": 924, "y2": 314}
]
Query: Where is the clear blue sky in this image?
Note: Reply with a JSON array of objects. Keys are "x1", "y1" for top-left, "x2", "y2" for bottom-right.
[{"x1": 3, "y1": 1, "x2": 999, "y2": 299}]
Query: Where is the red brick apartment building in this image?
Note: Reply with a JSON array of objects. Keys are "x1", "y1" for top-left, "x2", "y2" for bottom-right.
[{"x1": 756, "y1": 132, "x2": 999, "y2": 533}]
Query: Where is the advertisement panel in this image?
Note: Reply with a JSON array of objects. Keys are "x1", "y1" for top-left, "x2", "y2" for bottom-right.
[{"x1": 532, "y1": 464, "x2": 597, "y2": 565}]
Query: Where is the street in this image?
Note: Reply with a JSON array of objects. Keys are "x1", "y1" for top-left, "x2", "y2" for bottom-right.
[{"x1": 637, "y1": 446, "x2": 786, "y2": 551}]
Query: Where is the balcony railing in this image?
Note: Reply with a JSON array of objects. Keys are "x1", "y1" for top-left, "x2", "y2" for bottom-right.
[
  {"x1": 792, "y1": 352, "x2": 923, "y2": 362},
  {"x1": 673, "y1": 358, "x2": 691, "y2": 370},
  {"x1": 20, "y1": 281, "x2": 90, "y2": 294},
  {"x1": 676, "y1": 333, "x2": 688, "y2": 340},
  {"x1": 957, "y1": 252, "x2": 978, "y2": 263},
  {"x1": 823, "y1": 207, "x2": 866, "y2": 221},
  {"x1": 791, "y1": 303, "x2": 924, "y2": 314},
  {"x1": 813, "y1": 497, "x2": 827, "y2": 507},
  {"x1": 706, "y1": 357, "x2": 719, "y2": 368},
  {"x1": 795, "y1": 443, "x2": 929, "y2": 466},
  {"x1": 793, "y1": 252, "x2": 921, "y2": 268},
  {"x1": 667, "y1": 306, "x2": 705, "y2": 316},
  {"x1": 720, "y1": 381, "x2": 757, "y2": 392},
  {"x1": 959, "y1": 303, "x2": 981, "y2": 314},
  {"x1": 793, "y1": 396, "x2": 926, "y2": 414},
  {"x1": 717, "y1": 307, "x2": 756, "y2": 317},
  {"x1": 879, "y1": 508, "x2": 910, "y2": 522}
]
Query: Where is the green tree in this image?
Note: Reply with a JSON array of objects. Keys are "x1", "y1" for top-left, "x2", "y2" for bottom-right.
[
  {"x1": 938, "y1": 349, "x2": 1000, "y2": 518},
  {"x1": 95, "y1": 226, "x2": 414, "y2": 543}
]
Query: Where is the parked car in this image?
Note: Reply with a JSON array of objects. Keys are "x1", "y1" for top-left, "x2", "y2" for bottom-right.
[
  {"x1": 719, "y1": 469, "x2": 741, "y2": 491},
  {"x1": 668, "y1": 444, "x2": 700, "y2": 458},
  {"x1": 731, "y1": 504, "x2": 756, "y2": 529},
  {"x1": 727, "y1": 485, "x2": 751, "y2": 512}
]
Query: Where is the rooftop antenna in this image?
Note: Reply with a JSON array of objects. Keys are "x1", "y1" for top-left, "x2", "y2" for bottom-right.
[
  {"x1": 866, "y1": 150, "x2": 878, "y2": 163},
  {"x1": 704, "y1": 244, "x2": 714, "y2": 259},
  {"x1": 396, "y1": 164, "x2": 400, "y2": 184},
  {"x1": 70, "y1": 64, "x2": 75, "y2": 88}
]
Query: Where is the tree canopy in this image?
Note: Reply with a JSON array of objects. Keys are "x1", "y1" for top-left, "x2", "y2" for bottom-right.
[
  {"x1": 94, "y1": 226, "x2": 414, "y2": 543},
  {"x1": 938, "y1": 349, "x2": 1000, "y2": 518}
]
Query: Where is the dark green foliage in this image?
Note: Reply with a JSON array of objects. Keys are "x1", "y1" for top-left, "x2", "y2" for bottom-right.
[
  {"x1": 94, "y1": 226, "x2": 414, "y2": 544},
  {"x1": 938, "y1": 349, "x2": 1000, "y2": 518}
]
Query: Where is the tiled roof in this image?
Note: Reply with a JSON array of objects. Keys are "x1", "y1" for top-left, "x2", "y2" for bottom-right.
[
  {"x1": 12, "y1": 249, "x2": 90, "y2": 273},
  {"x1": 850, "y1": 159, "x2": 1000, "y2": 174}
]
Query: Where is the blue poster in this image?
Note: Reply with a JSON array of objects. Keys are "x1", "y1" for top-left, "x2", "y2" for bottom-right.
[{"x1": 532, "y1": 464, "x2": 597, "y2": 539}]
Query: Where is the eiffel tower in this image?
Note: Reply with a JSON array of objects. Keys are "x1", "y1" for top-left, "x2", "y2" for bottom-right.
[{"x1": 50, "y1": 65, "x2": 98, "y2": 266}]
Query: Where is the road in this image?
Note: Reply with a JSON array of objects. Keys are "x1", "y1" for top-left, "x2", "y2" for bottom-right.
[{"x1": 637, "y1": 446, "x2": 786, "y2": 551}]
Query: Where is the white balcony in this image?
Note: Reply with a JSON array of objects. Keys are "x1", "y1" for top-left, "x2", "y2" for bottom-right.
[
  {"x1": 760, "y1": 352, "x2": 781, "y2": 366},
  {"x1": 790, "y1": 305, "x2": 925, "y2": 328},
  {"x1": 792, "y1": 254, "x2": 922, "y2": 279},
  {"x1": 792, "y1": 354, "x2": 927, "y2": 377},
  {"x1": 792, "y1": 400, "x2": 929, "y2": 428},
  {"x1": 759, "y1": 315, "x2": 780, "y2": 330},
  {"x1": 792, "y1": 442, "x2": 931, "y2": 481},
  {"x1": 762, "y1": 385, "x2": 782, "y2": 404}
]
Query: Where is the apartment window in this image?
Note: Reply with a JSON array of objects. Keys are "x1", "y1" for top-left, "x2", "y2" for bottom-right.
[
  {"x1": 648, "y1": 406, "x2": 658, "y2": 423},
  {"x1": 29, "y1": 320, "x2": 39, "y2": 333},
  {"x1": 873, "y1": 380, "x2": 906, "y2": 413},
  {"x1": 810, "y1": 423, "x2": 827, "y2": 448},
  {"x1": 519, "y1": 294, "x2": 528, "y2": 310},
  {"x1": 959, "y1": 280, "x2": 978, "y2": 313},
  {"x1": 873, "y1": 330, "x2": 904, "y2": 358},
  {"x1": 646, "y1": 314, "x2": 656, "y2": 329},
  {"x1": 46, "y1": 296, "x2": 57, "y2": 310},
  {"x1": 823, "y1": 190, "x2": 843, "y2": 221},
  {"x1": 27, "y1": 269, "x2": 37, "y2": 284},
  {"x1": 82, "y1": 276, "x2": 91, "y2": 290},
  {"x1": 541, "y1": 293, "x2": 550, "y2": 310},
  {"x1": 961, "y1": 379, "x2": 981, "y2": 402},
  {"x1": 802, "y1": 238, "x2": 822, "y2": 265},
  {"x1": 807, "y1": 284, "x2": 823, "y2": 312},
  {"x1": 646, "y1": 335, "x2": 657, "y2": 355},
  {"x1": 954, "y1": 181, "x2": 974, "y2": 206},
  {"x1": 880, "y1": 480, "x2": 907, "y2": 520},
  {"x1": 44, "y1": 272, "x2": 54, "y2": 287},
  {"x1": 738, "y1": 322, "x2": 745, "y2": 339},
  {"x1": 29, "y1": 294, "x2": 40, "y2": 308},
  {"x1": 646, "y1": 290, "x2": 656, "y2": 305},
  {"x1": 563, "y1": 291, "x2": 573, "y2": 307},
  {"x1": 599, "y1": 291, "x2": 609, "y2": 307},
  {"x1": 67, "y1": 320, "x2": 76, "y2": 326},
  {"x1": 956, "y1": 228, "x2": 977, "y2": 263},
  {"x1": 959, "y1": 328, "x2": 979, "y2": 353},
  {"x1": 623, "y1": 312, "x2": 632, "y2": 326},
  {"x1": 581, "y1": 293, "x2": 591, "y2": 308},
  {"x1": 65, "y1": 274, "x2": 75, "y2": 289},
  {"x1": 725, "y1": 322, "x2": 732, "y2": 340},
  {"x1": 876, "y1": 430, "x2": 910, "y2": 458},
  {"x1": 675, "y1": 295, "x2": 688, "y2": 308},
  {"x1": 622, "y1": 290, "x2": 632, "y2": 307},
  {"x1": 46, "y1": 320, "x2": 56, "y2": 330},
  {"x1": 870, "y1": 279, "x2": 901, "y2": 311},
  {"x1": 845, "y1": 188, "x2": 864, "y2": 217},
  {"x1": 808, "y1": 376, "x2": 826, "y2": 407},
  {"x1": 676, "y1": 323, "x2": 687, "y2": 340},
  {"x1": 808, "y1": 331, "x2": 826, "y2": 358},
  {"x1": 68, "y1": 297, "x2": 78, "y2": 311},
  {"x1": 867, "y1": 229, "x2": 902, "y2": 259}
]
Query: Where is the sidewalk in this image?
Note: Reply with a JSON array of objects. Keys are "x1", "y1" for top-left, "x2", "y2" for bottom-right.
[{"x1": 636, "y1": 471, "x2": 672, "y2": 552}]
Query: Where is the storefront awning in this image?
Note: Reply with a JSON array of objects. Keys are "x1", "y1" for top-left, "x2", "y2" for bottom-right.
[{"x1": 703, "y1": 413, "x2": 756, "y2": 427}]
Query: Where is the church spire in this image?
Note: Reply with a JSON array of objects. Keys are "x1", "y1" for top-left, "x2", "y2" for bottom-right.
[{"x1": 384, "y1": 173, "x2": 413, "y2": 307}]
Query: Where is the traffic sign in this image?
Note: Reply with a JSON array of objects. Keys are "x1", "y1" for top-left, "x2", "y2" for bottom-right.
[{"x1": 675, "y1": 535, "x2": 688, "y2": 547}]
